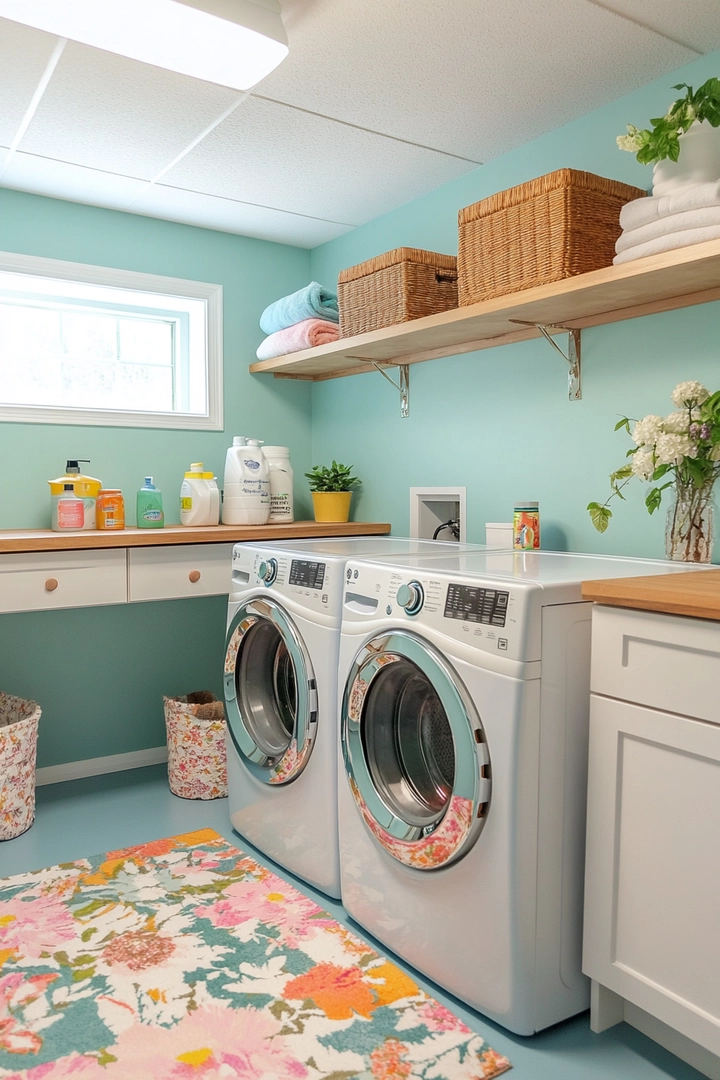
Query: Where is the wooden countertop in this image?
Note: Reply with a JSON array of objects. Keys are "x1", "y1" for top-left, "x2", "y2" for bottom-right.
[
  {"x1": 0, "y1": 521, "x2": 392, "y2": 554},
  {"x1": 582, "y1": 568, "x2": 720, "y2": 621}
]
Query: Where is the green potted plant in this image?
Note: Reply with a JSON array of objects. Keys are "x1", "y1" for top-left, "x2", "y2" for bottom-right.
[
  {"x1": 305, "y1": 461, "x2": 361, "y2": 523},
  {"x1": 617, "y1": 78, "x2": 720, "y2": 195},
  {"x1": 587, "y1": 380, "x2": 720, "y2": 562}
]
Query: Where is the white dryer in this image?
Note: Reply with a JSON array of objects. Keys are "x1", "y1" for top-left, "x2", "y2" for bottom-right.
[
  {"x1": 224, "y1": 536, "x2": 501, "y2": 898},
  {"x1": 336, "y1": 550, "x2": 705, "y2": 1032}
]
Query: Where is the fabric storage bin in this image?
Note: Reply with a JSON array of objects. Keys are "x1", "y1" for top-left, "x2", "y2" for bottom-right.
[
  {"x1": 338, "y1": 247, "x2": 458, "y2": 337},
  {"x1": 457, "y1": 169, "x2": 646, "y2": 305},
  {"x1": 0, "y1": 692, "x2": 41, "y2": 841},
  {"x1": 164, "y1": 692, "x2": 227, "y2": 800}
]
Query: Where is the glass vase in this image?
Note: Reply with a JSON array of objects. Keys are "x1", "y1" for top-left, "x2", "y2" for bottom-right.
[{"x1": 665, "y1": 481, "x2": 715, "y2": 563}]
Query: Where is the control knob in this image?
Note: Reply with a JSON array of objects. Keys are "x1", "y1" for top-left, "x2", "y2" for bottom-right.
[
  {"x1": 396, "y1": 580, "x2": 424, "y2": 616},
  {"x1": 258, "y1": 558, "x2": 278, "y2": 585}
]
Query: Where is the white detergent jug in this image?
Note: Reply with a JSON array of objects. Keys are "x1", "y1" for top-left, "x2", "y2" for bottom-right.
[
  {"x1": 264, "y1": 446, "x2": 294, "y2": 523},
  {"x1": 180, "y1": 463, "x2": 220, "y2": 527},
  {"x1": 222, "y1": 437, "x2": 271, "y2": 525}
]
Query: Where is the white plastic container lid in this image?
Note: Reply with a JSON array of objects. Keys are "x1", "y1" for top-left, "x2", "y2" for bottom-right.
[{"x1": 263, "y1": 446, "x2": 290, "y2": 457}]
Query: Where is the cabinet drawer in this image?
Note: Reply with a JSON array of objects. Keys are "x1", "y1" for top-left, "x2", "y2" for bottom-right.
[
  {"x1": 0, "y1": 550, "x2": 127, "y2": 613},
  {"x1": 590, "y1": 605, "x2": 720, "y2": 723},
  {"x1": 128, "y1": 544, "x2": 233, "y2": 601}
]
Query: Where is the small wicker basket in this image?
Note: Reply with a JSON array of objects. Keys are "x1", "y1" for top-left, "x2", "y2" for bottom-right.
[
  {"x1": 457, "y1": 169, "x2": 646, "y2": 305},
  {"x1": 338, "y1": 248, "x2": 458, "y2": 338}
]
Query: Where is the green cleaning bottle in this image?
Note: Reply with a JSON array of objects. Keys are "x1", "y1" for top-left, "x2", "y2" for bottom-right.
[{"x1": 136, "y1": 476, "x2": 164, "y2": 529}]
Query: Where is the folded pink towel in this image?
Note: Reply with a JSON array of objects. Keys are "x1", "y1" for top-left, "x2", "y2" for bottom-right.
[{"x1": 255, "y1": 318, "x2": 339, "y2": 360}]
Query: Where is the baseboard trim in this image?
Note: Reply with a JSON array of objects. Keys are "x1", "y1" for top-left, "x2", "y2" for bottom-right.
[{"x1": 36, "y1": 746, "x2": 168, "y2": 787}]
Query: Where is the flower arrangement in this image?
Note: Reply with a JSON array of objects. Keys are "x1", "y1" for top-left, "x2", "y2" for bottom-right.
[
  {"x1": 617, "y1": 79, "x2": 720, "y2": 164},
  {"x1": 588, "y1": 381, "x2": 720, "y2": 561}
]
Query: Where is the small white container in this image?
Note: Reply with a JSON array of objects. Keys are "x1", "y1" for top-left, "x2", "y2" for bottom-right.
[
  {"x1": 180, "y1": 463, "x2": 220, "y2": 527},
  {"x1": 222, "y1": 437, "x2": 270, "y2": 526},
  {"x1": 485, "y1": 522, "x2": 513, "y2": 547},
  {"x1": 263, "y1": 445, "x2": 294, "y2": 523}
]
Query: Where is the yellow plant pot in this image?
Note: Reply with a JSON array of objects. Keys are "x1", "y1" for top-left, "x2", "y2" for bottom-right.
[{"x1": 312, "y1": 491, "x2": 353, "y2": 523}]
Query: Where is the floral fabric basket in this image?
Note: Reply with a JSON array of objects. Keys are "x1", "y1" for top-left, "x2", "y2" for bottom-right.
[
  {"x1": 163, "y1": 692, "x2": 227, "y2": 800},
  {"x1": 0, "y1": 691, "x2": 41, "y2": 841}
]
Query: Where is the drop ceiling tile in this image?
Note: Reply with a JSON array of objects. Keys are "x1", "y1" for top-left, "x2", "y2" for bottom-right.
[
  {"x1": 164, "y1": 97, "x2": 475, "y2": 226},
  {"x1": 0, "y1": 18, "x2": 60, "y2": 146},
  {"x1": 259, "y1": 0, "x2": 699, "y2": 161},
  {"x1": 1, "y1": 152, "x2": 151, "y2": 208},
  {"x1": 131, "y1": 183, "x2": 352, "y2": 246},
  {"x1": 19, "y1": 41, "x2": 240, "y2": 180},
  {"x1": 598, "y1": 0, "x2": 720, "y2": 54}
]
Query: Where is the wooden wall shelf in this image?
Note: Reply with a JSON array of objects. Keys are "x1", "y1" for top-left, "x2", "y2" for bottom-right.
[
  {"x1": 249, "y1": 239, "x2": 720, "y2": 381},
  {"x1": 0, "y1": 521, "x2": 392, "y2": 555}
]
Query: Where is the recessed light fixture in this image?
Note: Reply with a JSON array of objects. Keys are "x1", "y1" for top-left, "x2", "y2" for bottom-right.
[{"x1": 0, "y1": 0, "x2": 289, "y2": 90}]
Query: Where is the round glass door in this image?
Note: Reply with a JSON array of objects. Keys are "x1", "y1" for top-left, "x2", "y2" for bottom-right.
[
  {"x1": 342, "y1": 631, "x2": 491, "y2": 869},
  {"x1": 224, "y1": 597, "x2": 317, "y2": 784}
]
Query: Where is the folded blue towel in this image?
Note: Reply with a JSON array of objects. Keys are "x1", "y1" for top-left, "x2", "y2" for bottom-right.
[{"x1": 260, "y1": 281, "x2": 339, "y2": 334}]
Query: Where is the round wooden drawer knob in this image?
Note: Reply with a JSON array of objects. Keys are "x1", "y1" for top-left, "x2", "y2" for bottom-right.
[
  {"x1": 45, "y1": 578, "x2": 59, "y2": 592},
  {"x1": 189, "y1": 570, "x2": 201, "y2": 583}
]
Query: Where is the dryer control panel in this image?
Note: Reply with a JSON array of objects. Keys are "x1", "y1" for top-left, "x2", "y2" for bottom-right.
[{"x1": 230, "y1": 543, "x2": 345, "y2": 625}]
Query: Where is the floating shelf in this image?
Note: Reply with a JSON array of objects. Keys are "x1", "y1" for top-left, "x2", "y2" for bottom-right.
[{"x1": 250, "y1": 239, "x2": 720, "y2": 381}]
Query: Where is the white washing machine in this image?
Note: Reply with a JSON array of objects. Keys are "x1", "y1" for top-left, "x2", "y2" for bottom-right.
[
  {"x1": 224, "y1": 536, "x2": 503, "y2": 898},
  {"x1": 336, "y1": 550, "x2": 706, "y2": 1032}
]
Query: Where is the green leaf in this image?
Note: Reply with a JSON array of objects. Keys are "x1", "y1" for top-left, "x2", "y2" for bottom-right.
[
  {"x1": 587, "y1": 503, "x2": 612, "y2": 532},
  {"x1": 610, "y1": 465, "x2": 633, "y2": 482},
  {"x1": 645, "y1": 487, "x2": 664, "y2": 514},
  {"x1": 614, "y1": 417, "x2": 632, "y2": 433}
]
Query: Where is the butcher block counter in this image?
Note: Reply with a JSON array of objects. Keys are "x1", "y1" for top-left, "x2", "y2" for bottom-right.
[{"x1": 581, "y1": 566, "x2": 720, "y2": 620}]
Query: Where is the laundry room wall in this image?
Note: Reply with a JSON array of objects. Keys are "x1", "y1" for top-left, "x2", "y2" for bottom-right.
[
  {"x1": 309, "y1": 49, "x2": 720, "y2": 560},
  {"x1": 0, "y1": 190, "x2": 313, "y2": 769}
]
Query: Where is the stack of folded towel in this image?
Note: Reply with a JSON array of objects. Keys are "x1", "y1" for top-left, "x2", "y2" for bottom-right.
[
  {"x1": 256, "y1": 281, "x2": 340, "y2": 360},
  {"x1": 614, "y1": 181, "x2": 720, "y2": 264}
]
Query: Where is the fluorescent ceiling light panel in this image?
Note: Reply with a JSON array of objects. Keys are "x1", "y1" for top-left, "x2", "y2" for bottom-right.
[{"x1": 0, "y1": 0, "x2": 289, "y2": 90}]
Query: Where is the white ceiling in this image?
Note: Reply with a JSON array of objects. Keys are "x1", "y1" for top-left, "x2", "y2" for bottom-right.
[{"x1": 0, "y1": 0, "x2": 719, "y2": 249}]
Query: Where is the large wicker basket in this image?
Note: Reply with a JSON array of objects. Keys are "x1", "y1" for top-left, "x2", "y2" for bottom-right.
[
  {"x1": 338, "y1": 248, "x2": 458, "y2": 337},
  {"x1": 457, "y1": 169, "x2": 646, "y2": 305}
]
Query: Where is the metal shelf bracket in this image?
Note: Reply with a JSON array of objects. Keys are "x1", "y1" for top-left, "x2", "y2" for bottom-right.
[
  {"x1": 510, "y1": 321, "x2": 582, "y2": 401},
  {"x1": 355, "y1": 359, "x2": 410, "y2": 417}
]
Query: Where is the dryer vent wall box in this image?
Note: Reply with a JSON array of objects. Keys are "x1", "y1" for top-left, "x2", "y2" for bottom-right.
[{"x1": 410, "y1": 487, "x2": 466, "y2": 543}]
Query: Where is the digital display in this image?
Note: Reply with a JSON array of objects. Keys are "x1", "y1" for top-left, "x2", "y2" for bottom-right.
[
  {"x1": 444, "y1": 583, "x2": 509, "y2": 627},
  {"x1": 289, "y1": 559, "x2": 325, "y2": 590}
]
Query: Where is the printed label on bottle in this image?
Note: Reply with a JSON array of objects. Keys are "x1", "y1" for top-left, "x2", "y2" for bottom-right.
[
  {"x1": 513, "y1": 510, "x2": 540, "y2": 550},
  {"x1": 243, "y1": 459, "x2": 260, "y2": 470},
  {"x1": 57, "y1": 499, "x2": 84, "y2": 528},
  {"x1": 143, "y1": 509, "x2": 163, "y2": 521},
  {"x1": 181, "y1": 497, "x2": 193, "y2": 510}
]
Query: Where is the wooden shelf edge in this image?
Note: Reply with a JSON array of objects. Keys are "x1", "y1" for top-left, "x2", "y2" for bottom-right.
[
  {"x1": 249, "y1": 238, "x2": 720, "y2": 381},
  {"x1": 0, "y1": 521, "x2": 392, "y2": 554}
]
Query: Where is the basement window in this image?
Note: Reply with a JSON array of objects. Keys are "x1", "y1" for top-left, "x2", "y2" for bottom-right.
[{"x1": 0, "y1": 252, "x2": 222, "y2": 430}]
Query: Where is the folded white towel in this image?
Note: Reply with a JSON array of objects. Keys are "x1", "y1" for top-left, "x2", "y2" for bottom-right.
[
  {"x1": 613, "y1": 225, "x2": 720, "y2": 264},
  {"x1": 619, "y1": 180, "x2": 720, "y2": 232},
  {"x1": 616, "y1": 205, "x2": 720, "y2": 253}
]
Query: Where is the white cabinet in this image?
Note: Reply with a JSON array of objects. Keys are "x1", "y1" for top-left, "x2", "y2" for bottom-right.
[
  {"x1": 128, "y1": 543, "x2": 234, "y2": 601},
  {"x1": 0, "y1": 550, "x2": 127, "y2": 613},
  {"x1": 584, "y1": 604, "x2": 720, "y2": 1079}
]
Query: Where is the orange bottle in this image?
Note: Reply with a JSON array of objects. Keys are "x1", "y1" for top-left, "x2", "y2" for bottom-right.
[{"x1": 96, "y1": 490, "x2": 125, "y2": 530}]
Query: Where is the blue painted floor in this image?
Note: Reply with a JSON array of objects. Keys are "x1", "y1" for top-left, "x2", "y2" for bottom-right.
[{"x1": 0, "y1": 764, "x2": 706, "y2": 1080}]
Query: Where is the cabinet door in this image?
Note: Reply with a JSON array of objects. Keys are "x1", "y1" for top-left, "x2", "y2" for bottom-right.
[
  {"x1": 128, "y1": 544, "x2": 234, "y2": 601},
  {"x1": 583, "y1": 694, "x2": 720, "y2": 1056}
]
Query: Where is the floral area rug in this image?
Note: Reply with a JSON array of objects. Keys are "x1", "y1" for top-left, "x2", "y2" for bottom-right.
[{"x1": 0, "y1": 828, "x2": 511, "y2": 1079}]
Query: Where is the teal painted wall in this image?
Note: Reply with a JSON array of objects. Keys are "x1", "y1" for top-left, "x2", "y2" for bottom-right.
[
  {"x1": 0, "y1": 192, "x2": 312, "y2": 767},
  {"x1": 310, "y1": 51, "x2": 720, "y2": 560}
]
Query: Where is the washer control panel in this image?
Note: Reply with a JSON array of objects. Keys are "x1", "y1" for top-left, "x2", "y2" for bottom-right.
[{"x1": 397, "y1": 580, "x2": 424, "y2": 616}]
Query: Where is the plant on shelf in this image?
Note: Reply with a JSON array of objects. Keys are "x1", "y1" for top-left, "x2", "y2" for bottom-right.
[
  {"x1": 617, "y1": 79, "x2": 720, "y2": 164},
  {"x1": 305, "y1": 461, "x2": 361, "y2": 523},
  {"x1": 588, "y1": 381, "x2": 720, "y2": 562}
]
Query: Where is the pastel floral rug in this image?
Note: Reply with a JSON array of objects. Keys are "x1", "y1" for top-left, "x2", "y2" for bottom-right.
[{"x1": 0, "y1": 828, "x2": 511, "y2": 1079}]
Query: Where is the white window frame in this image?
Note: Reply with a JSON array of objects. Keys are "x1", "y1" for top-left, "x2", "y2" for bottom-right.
[{"x1": 0, "y1": 250, "x2": 223, "y2": 430}]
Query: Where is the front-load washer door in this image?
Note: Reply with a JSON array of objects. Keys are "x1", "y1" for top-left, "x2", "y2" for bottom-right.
[
  {"x1": 342, "y1": 630, "x2": 491, "y2": 869},
  {"x1": 224, "y1": 597, "x2": 317, "y2": 785}
]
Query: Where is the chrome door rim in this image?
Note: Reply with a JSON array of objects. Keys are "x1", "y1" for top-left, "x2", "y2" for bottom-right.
[
  {"x1": 224, "y1": 596, "x2": 316, "y2": 785},
  {"x1": 341, "y1": 630, "x2": 491, "y2": 869}
]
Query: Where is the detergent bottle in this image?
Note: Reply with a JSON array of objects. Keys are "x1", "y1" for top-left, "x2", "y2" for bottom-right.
[
  {"x1": 136, "y1": 477, "x2": 165, "y2": 529},
  {"x1": 180, "y1": 463, "x2": 220, "y2": 526},
  {"x1": 49, "y1": 459, "x2": 102, "y2": 531},
  {"x1": 222, "y1": 437, "x2": 270, "y2": 525}
]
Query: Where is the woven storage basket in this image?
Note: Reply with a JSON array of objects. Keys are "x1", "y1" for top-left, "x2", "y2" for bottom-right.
[
  {"x1": 0, "y1": 691, "x2": 41, "y2": 840},
  {"x1": 164, "y1": 692, "x2": 227, "y2": 800},
  {"x1": 457, "y1": 169, "x2": 646, "y2": 305},
  {"x1": 338, "y1": 248, "x2": 458, "y2": 337}
]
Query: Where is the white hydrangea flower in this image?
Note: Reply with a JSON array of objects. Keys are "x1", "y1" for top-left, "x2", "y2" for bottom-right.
[
  {"x1": 616, "y1": 125, "x2": 643, "y2": 152},
  {"x1": 671, "y1": 381, "x2": 710, "y2": 408},
  {"x1": 632, "y1": 414, "x2": 664, "y2": 447},
  {"x1": 631, "y1": 450, "x2": 655, "y2": 481},
  {"x1": 663, "y1": 411, "x2": 690, "y2": 434},
  {"x1": 654, "y1": 432, "x2": 697, "y2": 465}
]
